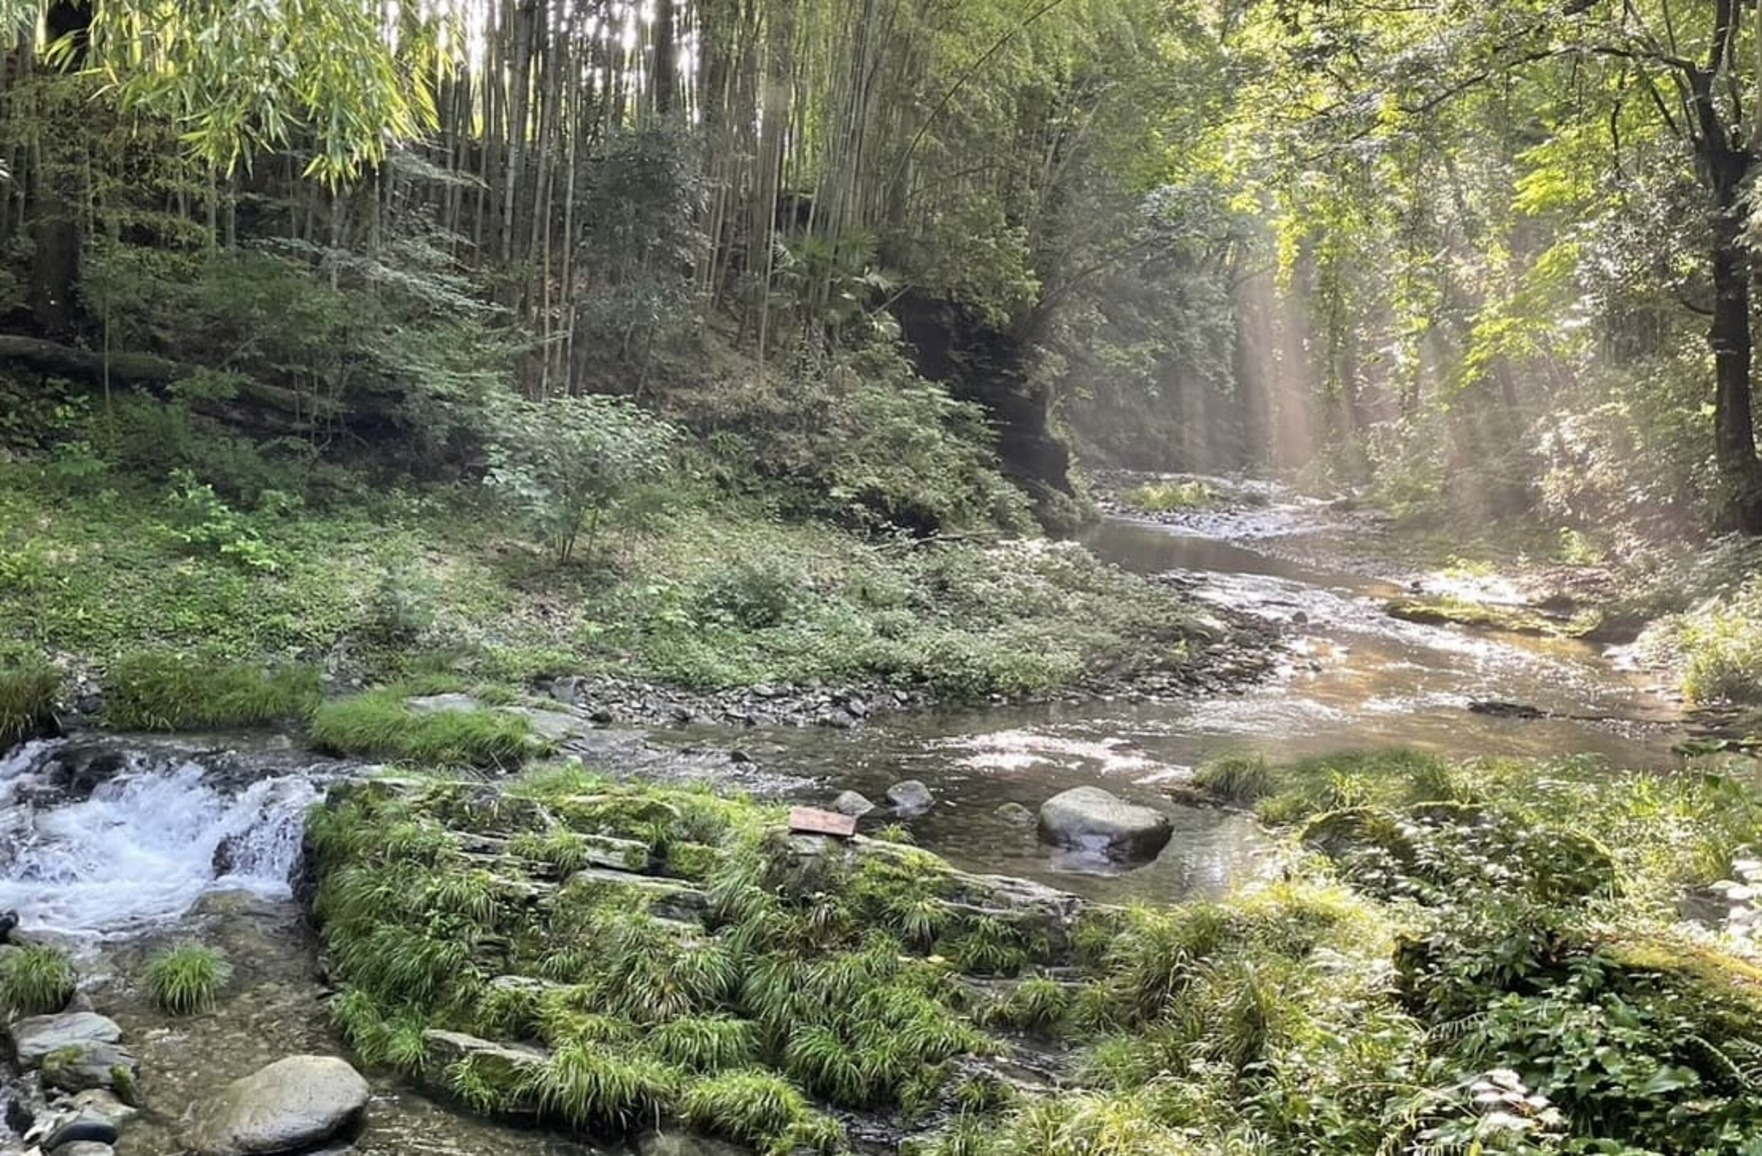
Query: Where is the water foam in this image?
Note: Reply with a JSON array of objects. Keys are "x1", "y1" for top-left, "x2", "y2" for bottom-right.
[{"x1": 0, "y1": 739, "x2": 327, "y2": 939}]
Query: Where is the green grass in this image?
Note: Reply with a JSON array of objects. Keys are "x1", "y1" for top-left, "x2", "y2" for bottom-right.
[
  {"x1": 0, "y1": 458, "x2": 1215, "y2": 707},
  {"x1": 308, "y1": 687, "x2": 547, "y2": 767},
  {"x1": 143, "y1": 943, "x2": 231, "y2": 1014},
  {"x1": 306, "y1": 757, "x2": 1762, "y2": 1155},
  {"x1": 680, "y1": 1069, "x2": 840, "y2": 1152},
  {"x1": 1190, "y1": 754, "x2": 1277, "y2": 806},
  {"x1": 0, "y1": 657, "x2": 59, "y2": 747},
  {"x1": 0, "y1": 945, "x2": 76, "y2": 1015},
  {"x1": 105, "y1": 651, "x2": 322, "y2": 731}
]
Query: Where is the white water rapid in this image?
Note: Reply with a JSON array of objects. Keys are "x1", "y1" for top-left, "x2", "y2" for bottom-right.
[{"x1": 0, "y1": 738, "x2": 332, "y2": 940}]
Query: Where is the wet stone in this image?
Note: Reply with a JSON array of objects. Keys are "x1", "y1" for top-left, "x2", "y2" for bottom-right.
[
  {"x1": 831, "y1": 790, "x2": 877, "y2": 818},
  {"x1": 1038, "y1": 786, "x2": 1173, "y2": 860},
  {"x1": 6, "y1": 1013, "x2": 122, "y2": 1070},
  {"x1": 47, "y1": 1144, "x2": 113, "y2": 1156},
  {"x1": 995, "y1": 802, "x2": 1036, "y2": 826},
  {"x1": 186, "y1": 1055, "x2": 370, "y2": 1156},
  {"x1": 886, "y1": 780, "x2": 935, "y2": 816}
]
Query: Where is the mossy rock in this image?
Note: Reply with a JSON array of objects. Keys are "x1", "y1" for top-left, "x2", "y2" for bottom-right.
[{"x1": 1384, "y1": 597, "x2": 1582, "y2": 637}]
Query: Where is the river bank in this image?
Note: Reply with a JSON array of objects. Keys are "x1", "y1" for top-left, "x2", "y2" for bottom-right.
[
  {"x1": 9, "y1": 735, "x2": 1762, "y2": 1156},
  {"x1": 0, "y1": 458, "x2": 1283, "y2": 755}
]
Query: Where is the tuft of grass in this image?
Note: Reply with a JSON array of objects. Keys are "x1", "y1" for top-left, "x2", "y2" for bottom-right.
[
  {"x1": 105, "y1": 651, "x2": 321, "y2": 731},
  {"x1": 1192, "y1": 755, "x2": 1277, "y2": 806},
  {"x1": 0, "y1": 657, "x2": 59, "y2": 748},
  {"x1": 647, "y1": 1015, "x2": 762, "y2": 1072},
  {"x1": 0, "y1": 944, "x2": 76, "y2": 1016},
  {"x1": 521, "y1": 1041, "x2": 680, "y2": 1133},
  {"x1": 144, "y1": 943, "x2": 231, "y2": 1014},
  {"x1": 309, "y1": 687, "x2": 548, "y2": 767},
  {"x1": 680, "y1": 1068, "x2": 836, "y2": 1152}
]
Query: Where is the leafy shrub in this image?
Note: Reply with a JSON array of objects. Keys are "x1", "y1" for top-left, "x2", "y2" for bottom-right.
[
  {"x1": 1127, "y1": 479, "x2": 1214, "y2": 511},
  {"x1": 144, "y1": 943, "x2": 231, "y2": 1014},
  {"x1": 308, "y1": 689, "x2": 544, "y2": 767},
  {"x1": 485, "y1": 394, "x2": 680, "y2": 566},
  {"x1": 0, "y1": 945, "x2": 76, "y2": 1016},
  {"x1": 681, "y1": 341, "x2": 1036, "y2": 535},
  {"x1": 0, "y1": 657, "x2": 59, "y2": 748},
  {"x1": 105, "y1": 652, "x2": 321, "y2": 731},
  {"x1": 691, "y1": 561, "x2": 804, "y2": 629},
  {"x1": 365, "y1": 564, "x2": 439, "y2": 643},
  {"x1": 161, "y1": 468, "x2": 282, "y2": 572}
]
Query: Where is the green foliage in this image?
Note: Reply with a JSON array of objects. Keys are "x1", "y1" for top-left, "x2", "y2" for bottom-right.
[
  {"x1": 308, "y1": 689, "x2": 544, "y2": 767},
  {"x1": 143, "y1": 943, "x2": 231, "y2": 1014},
  {"x1": 0, "y1": 945, "x2": 76, "y2": 1016},
  {"x1": 1191, "y1": 755, "x2": 1276, "y2": 806},
  {"x1": 485, "y1": 394, "x2": 680, "y2": 567},
  {"x1": 104, "y1": 651, "x2": 321, "y2": 731},
  {"x1": 682, "y1": 341, "x2": 1037, "y2": 536},
  {"x1": 0, "y1": 657, "x2": 58, "y2": 748},
  {"x1": 680, "y1": 1069, "x2": 837, "y2": 1153},
  {"x1": 161, "y1": 468, "x2": 283, "y2": 572},
  {"x1": 1127, "y1": 479, "x2": 1215, "y2": 512}
]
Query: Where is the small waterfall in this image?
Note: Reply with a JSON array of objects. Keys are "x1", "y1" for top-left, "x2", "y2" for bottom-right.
[{"x1": 0, "y1": 737, "x2": 338, "y2": 939}]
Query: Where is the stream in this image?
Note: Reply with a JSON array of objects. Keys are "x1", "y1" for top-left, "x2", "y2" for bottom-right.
[{"x1": 0, "y1": 486, "x2": 1691, "y2": 1155}]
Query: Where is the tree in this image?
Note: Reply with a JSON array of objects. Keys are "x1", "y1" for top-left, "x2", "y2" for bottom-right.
[
  {"x1": 1236, "y1": 0, "x2": 1762, "y2": 530},
  {"x1": 485, "y1": 395, "x2": 680, "y2": 566}
]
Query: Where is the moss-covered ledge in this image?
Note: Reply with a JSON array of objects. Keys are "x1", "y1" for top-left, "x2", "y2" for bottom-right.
[{"x1": 303, "y1": 766, "x2": 1109, "y2": 1153}]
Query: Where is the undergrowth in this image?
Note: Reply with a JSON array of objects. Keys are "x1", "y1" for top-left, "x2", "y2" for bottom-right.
[
  {"x1": 0, "y1": 456, "x2": 1213, "y2": 706},
  {"x1": 305, "y1": 750, "x2": 1762, "y2": 1154}
]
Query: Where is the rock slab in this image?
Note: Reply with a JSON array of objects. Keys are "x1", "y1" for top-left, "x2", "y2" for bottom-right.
[
  {"x1": 1037, "y1": 787, "x2": 1173, "y2": 860},
  {"x1": 186, "y1": 1055, "x2": 370, "y2": 1156},
  {"x1": 5, "y1": 1013, "x2": 122, "y2": 1069}
]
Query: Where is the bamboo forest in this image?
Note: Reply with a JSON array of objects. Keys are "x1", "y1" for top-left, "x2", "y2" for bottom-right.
[{"x1": 14, "y1": 1, "x2": 1762, "y2": 1154}]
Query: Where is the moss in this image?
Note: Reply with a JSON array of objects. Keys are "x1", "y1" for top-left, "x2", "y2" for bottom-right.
[
  {"x1": 105, "y1": 651, "x2": 321, "y2": 731},
  {"x1": 0, "y1": 657, "x2": 59, "y2": 748},
  {"x1": 308, "y1": 688, "x2": 548, "y2": 767},
  {"x1": 1384, "y1": 595, "x2": 1582, "y2": 637},
  {"x1": 109, "y1": 1063, "x2": 140, "y2": 1106}
]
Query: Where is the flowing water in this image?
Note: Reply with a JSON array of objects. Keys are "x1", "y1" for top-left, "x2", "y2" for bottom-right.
[
  {"x1": 0, "y1": 483, "x2": 1691, "y2": 1153},
  {"x1": 721, "y1": 494, "x2": 1685, "y2": 903}
]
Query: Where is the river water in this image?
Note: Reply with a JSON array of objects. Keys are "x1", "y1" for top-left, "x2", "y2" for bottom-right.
[
  {"x1": 0, "y1": 488, "x2": 1690, "y2": 1154},
  {"x1": 731, "y1": 498, "x2": 1684, "y2": 903}
]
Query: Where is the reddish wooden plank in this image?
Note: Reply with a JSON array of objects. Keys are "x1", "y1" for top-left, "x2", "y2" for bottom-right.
[{"x1": 789, "y1": 807, "x2": 858, "y2": 838}]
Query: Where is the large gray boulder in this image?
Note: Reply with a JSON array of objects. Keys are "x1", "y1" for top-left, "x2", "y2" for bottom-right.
[
  {"x1": 186, "y1": 1055, "x2": 370, "y2": 1156},
  {"x1": 1037, "y1": 787, "x2": 1173, "y2": 860}
]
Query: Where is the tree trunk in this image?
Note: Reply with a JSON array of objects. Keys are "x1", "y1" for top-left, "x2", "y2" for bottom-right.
[
  {"x1": 25, "y1": 0, "x2": 93, "y2": 337},
  {"x1": 1708, "y1": 154, "x2": 1762, "y2": 533}
]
